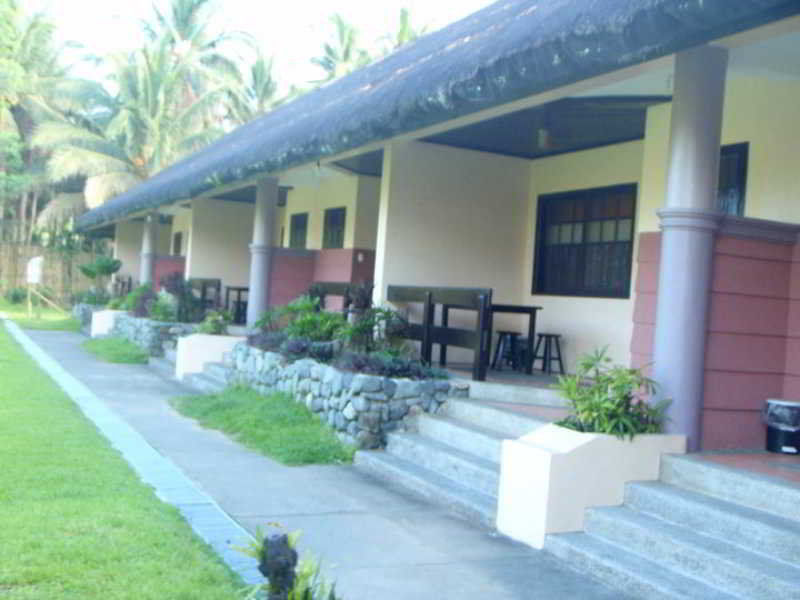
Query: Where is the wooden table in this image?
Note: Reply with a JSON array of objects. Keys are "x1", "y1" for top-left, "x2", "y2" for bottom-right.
[
  {"x1": 489, "y1": 304, "x2": 542, "y2": 374},
  {"x1": 439, "y1": 303, "x2": 541, "y2": 375}
]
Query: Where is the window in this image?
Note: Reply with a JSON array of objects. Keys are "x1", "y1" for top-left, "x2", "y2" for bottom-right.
[
  {"x1": 172, "y1": 232, "x2": 183, "y2": 256},
  {"x1": 322, "y1": 207, "x2": 346, "y2": 249},
  {"x1": 718, "y1": 143, "x2": 748, "y2": 216},
  {"x1": 289, "y1": 213, "x2": 308, "y2": 249},
  {"x1": 534, "y1": 184, "x2": 637, "y2": 298}
]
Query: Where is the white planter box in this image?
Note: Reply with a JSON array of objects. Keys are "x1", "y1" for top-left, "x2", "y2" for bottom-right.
[
  {"x1": 496, "y1": 423, "x2": 686, "y2": 549},
  {"x1": 176, "y1": 333, "x2": 245, "y2": 380},
  {"x1": 90, "y1": 309, "x2": 125, "y2": 338}
]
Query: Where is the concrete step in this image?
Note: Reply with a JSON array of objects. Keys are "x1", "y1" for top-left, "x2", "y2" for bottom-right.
[
  {"x1": 354, "y1": 450, "x2": 496, "y2": 527},
  {"x1": 183, "y1": 372, "x2": 227, "y2": 395},
  {"x1": 457, "y1": 378, "x2": 568, "y2": 408},
  {"x1": 441, "y1": 398, "x2": 548, "y2": 439},
  {"x1": 660, "y1": 454, "x2": 800, "y2": 522},
  {"x1": 385, "y1": 431, "x2": 500, "y2": 497},
  {"x1": 164, "y1": 347, "x2": 177, "y2": 364},
  {"x1": 585, "y1": 506, "x2": 800, "y2": 600},
  {"x1": 148, "y1": 356, "x2": 176, "y2": 380},
  {"x1": 203, "y1": 362, "x2": 230, "y2": 385},
  {"x1": 626, "y1": 481, "x2": 800, "y2": 565},
  {"x1": 544, "y1": 532, "x2": 738, "y2": 600},
  {"x1": 415, "y1": 414, "x2": 505, "y2": 463}
]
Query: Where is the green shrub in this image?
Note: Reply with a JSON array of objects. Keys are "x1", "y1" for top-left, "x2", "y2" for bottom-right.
[
  {"x1": 122, "y1": 284, "x2": 155, "y2": 317},
  {"x1": 195, "y1": 310, "x2": 232, "y2": 335},
  {"x1": 554, "y1": 348, "x2": 670, "y2": 440},
  {"x1": 160, "y1": 272, "x2": 205, "y2": 323},
  {"x1": 107, "y1": 297, "x2": 124, "y2": 309},
  {"x1": 337, "y1": 307, "x2": 409, "y2": 354},
  {"x1": 149, "y1": 291, "x2": 178, "y2": 322},
  {"x1": 72, "y1": 289, "x2": 110, "y2": 306},
  {"x1": 4, "y1": 287, "x2": 26, "y2": 304},
  {"x1": 284, "y1": 310, "x2": 346, "y2": 342}
]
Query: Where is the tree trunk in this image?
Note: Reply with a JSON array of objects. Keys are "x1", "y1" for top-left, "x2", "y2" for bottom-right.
[{"x1": 26, "y1": 190, "x2": 38, "y2": 245}]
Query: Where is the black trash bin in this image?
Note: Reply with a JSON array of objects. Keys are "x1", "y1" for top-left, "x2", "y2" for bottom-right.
[{"x1": 763, "y1": 399, "x2": 800, "y2": 454}]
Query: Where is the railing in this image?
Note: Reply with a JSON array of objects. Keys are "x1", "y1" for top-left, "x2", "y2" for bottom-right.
[{"x1": 386, "y1": 285, "x2": 493, "y2": 381}]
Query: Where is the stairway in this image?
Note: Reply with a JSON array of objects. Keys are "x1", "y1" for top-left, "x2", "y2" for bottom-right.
[
  {"x1": 148, "y1": 342, "x2": 178, "y2": 380},
  {"x1": 355, "y1": 382, "x2": 567, "y2": 527},
  {"x1": 182, "y1": 361, "x2": 229, "y2": 394},
  {"x1": 545, "y1": 453, "x2": 800, "y2": 600}
]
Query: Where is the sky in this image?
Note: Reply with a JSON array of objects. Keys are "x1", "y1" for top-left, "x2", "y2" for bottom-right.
[{"x1": 29, "y1": 0, "x2": 497, "y2": 90}]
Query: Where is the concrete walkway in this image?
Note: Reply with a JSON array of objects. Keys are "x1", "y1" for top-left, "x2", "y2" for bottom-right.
[{"x1": 18, "y1": 328, "x2": 624, "y2": 600}]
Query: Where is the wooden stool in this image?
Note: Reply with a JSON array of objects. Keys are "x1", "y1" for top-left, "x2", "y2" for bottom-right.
[
  {"x1": 492, "y1": 331, "x2": 521, "y2": 371},
  {"x1": 532, "y1": 333, "x2": 565, "y2": 375}
]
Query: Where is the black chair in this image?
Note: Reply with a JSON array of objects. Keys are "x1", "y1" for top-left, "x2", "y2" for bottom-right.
[
  {"x1": 532, "y1": 333, "x2": 565, "y2": 375},
  {"x1": 492, "y1": 331, "x2": 522, "y2": 371}
]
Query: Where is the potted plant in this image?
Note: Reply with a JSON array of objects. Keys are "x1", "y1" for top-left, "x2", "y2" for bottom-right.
[
  {"x1": 496, "y1": 348, "x2": 685, "y2": 550},
  {"x1": 554, "y1": 348, "x2": 669, "y2": 439}
]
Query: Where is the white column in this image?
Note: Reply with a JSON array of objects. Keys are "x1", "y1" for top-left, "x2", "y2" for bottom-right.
[
  {"x1": 139, "y1": 212, "x2": 158, "y2": 285},
  {"x1": 652, "y1": 46, "x2": 728, "y2": 451},
  {"x1": 246, "y1": 178, "x2": 279, "y2": 327}
]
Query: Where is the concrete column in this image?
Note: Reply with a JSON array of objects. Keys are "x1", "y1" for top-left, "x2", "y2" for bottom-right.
[
  {"x1": 139, "y1": 213, "x2": 158, "y2": 285},
  {"x1": 652, "y1": 46, "x2": 728, "y2": 451},
  {"x1": 246, "y1": 177, "x2": 279, "y2": 327}
]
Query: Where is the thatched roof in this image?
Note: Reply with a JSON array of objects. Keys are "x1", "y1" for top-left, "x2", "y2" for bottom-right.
[{"x1": 77, "y1": 0, "x2": 800, "y2": 230}]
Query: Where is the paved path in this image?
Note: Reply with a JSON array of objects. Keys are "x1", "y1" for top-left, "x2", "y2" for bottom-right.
[{"x1": 18, "y1": 328, "x2": 623, "y2": 600}]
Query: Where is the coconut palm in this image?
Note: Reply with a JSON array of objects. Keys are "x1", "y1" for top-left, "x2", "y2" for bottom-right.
[
  {"x1": 226, "y1": 48, "x2": 279, "y2": 125},
  {"x1": 34, "y1": 38, "x2": 228, "y2": 208},
  {"x1": 0, "y1": 0, "x2": 70, "y2": 242},
  {"x1": 383, "y1": 8, "x2": 428, "y2": 53},
  {"x1": 311, "y1": 14, "x2": 371, "y2": 83}
]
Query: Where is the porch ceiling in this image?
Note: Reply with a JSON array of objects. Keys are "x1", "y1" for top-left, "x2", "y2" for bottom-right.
[
  {"x1": 422, "y1": 96, "x2": 670, "y2": 160},
  {"x1": 76, "y1": 0, "x2": 800, "y2": 232}
]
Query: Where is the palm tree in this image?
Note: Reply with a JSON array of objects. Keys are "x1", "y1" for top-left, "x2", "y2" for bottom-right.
[
  {"x1": 226, "y1": 48, "x2": 278, "y2": 125},
  {"x1": 0, "y1": 0, "x2": 69, "y2": 242},
  {"x1": 311, "y1": 15, "x2": 371, "y2": 83},
  {"x1": 34, "y1": 38, "x2": 227, "y2": 208},
  {"x1": 383, "y1": 8, "x2": 428, "y2": 53}
]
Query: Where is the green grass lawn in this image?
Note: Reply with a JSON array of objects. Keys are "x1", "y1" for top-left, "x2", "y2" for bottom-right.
[
  {"x1": 0, "y1": 298, "x2": 80, "y2": 331},
  {"x1": 82, "y1": 336, "x2": 149, "y2": 364},
  {"x1": 171, "y1": 387, "x2": 356, "y2": 466},
  {"x1": 0, "y1": 323, "x2": 245, "y2": 599}
]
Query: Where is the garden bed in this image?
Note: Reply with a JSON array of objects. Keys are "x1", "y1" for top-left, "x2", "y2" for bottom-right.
[{"x1": 220, "y1": 342, "x2": 468, "y2": 449}]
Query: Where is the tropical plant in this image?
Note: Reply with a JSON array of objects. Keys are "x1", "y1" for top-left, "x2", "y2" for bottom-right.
[
  {"x1": 311, "y1": 14, "x2": 371, "y2": 83},
  {"x1": 554, "y1": 348, "x2": 670, "y2": 440},
  {"x1": 226, "y1": 48, "x2": 279, "y2": 125},
  {"x1": 33, "y1": 36, "x2": 229, "y2": 208},
  {"x1": 284, "y1": 310, "x2": 347, "y2": 343},
  {"x1": 149, "y1": 290, "x2": 178, "y2": 322},
  {"x1": 337, "y1": 307, "x2": 409, "y2": 354},
  {"x1": 238, "y1": 529, "x2": 340, "y2": 600},
  {"x1": 381, "y1": 8, "x2": 428, "y2": 53},
  {"x1": 78, "y1": 255, "x2": 121, "y2": 294},
  {"x1": 0, "y1": 1, "x2": 69, "y2": 244},
  {"x1": 195, "y1": 309, "x2": 232, "y2": 335}
]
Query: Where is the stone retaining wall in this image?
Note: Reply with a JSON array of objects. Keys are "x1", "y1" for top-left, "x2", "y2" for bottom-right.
[
  {"x1": 72, "y1": 303, "x2": 104, "y2": 334},
  {"x1": 223, "y1": 342, "x2": 468, "y2": 449},
  {"x1": 112, "y1": 313, "x2": 194, "y2": 356}
]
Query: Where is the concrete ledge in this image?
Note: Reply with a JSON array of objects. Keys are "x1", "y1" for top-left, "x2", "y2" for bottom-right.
[
  {"x1": 496, "y1": 423, "x2": 686, "y2": 549},
  {"x1": 90, "y1": 309, "x2": 125, "y2": 338},
  {"x1": 176, "y1": 333, "x2": 245, "y2": 381}
]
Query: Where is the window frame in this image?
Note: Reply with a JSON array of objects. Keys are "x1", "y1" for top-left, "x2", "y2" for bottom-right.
[
  {"x1": 322, "y1": 206, "x2": 347, "y2": 249},
  {"x1": 289, "y1": 212, "x2": 309, "y2": 249},
  {"x1": 172, "y1": 231, "x2": 183, "y2": 256},
  {"x1": 532, "y1": 183, "x2": 638, "y2": 299},
  {"x1": 718, "y1": 142, "x2": 749, "y2": 217}
]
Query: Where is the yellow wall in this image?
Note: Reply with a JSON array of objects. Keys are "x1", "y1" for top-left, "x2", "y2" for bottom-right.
[
  {"x1": 640, "y1": 75, "x2": 800, "y2": 230},
  {"x1": 525, "y1": 141, "x2": 645, "y2": 369},
  {"x1": 113, "y1": 220, "x2": 171, "y2": 283},
  {"x1": 280, "y1": 175, "x2": 358, "y2": 250},
  {"x1": 185, "y1": 198, "x2": 253, "y2": 289},
  {"x1": 354, "y1": 176, "x2": 382, "y2": 249},
  {"x1": 278, "y1": 173, "x2": 381, "y2": 250},
  {"x1": 170, "y1": 209, "x2": 192, "y2": 256}
]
